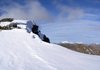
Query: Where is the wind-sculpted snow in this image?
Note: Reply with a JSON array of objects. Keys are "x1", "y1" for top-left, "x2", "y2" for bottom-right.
[{"x1": 0, "y1": 20, "x2": 100, "y2": 70}]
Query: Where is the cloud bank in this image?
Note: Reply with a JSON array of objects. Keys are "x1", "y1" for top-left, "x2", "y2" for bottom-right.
[
  {"x1": 0, "y1": 0, "x2": 100, "y2": 22},
  {"x1": 0, "y1": 0, "x2": 52, "y2": 22},
  {"x1": 52, "y1": 0, "x2": 100, "y2": 22}
]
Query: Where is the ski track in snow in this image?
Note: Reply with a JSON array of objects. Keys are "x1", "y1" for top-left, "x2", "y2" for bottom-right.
[{"x1": 22, "y1": 41, "x2": 58, "y2": 70}]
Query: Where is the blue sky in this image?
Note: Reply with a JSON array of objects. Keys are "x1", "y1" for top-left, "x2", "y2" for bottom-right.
[{"x1": 0, "y1": 0, "x2": 100, "y2": 44}]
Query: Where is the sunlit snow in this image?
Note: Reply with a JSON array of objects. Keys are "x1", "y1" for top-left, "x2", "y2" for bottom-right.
[{"x1": 0, "y1": 20, "x2": 100, "y2": 70}]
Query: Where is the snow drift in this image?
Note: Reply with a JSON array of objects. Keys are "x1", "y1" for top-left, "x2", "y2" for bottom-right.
[{"x1": 0, "y1": 20, "x2": 100, "y2": 70}]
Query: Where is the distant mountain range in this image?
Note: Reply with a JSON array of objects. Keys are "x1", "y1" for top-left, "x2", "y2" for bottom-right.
[{"x1": 59, "y1": 42, "x2": 100, "y2": 55}]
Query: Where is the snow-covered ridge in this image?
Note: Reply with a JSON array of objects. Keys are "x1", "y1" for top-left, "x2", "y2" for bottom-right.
[
  {"x1": 0, "y1": 19, "x2": 32, "y2": 29},
  {"x1": 61, "y1": 41, "x2": 83, "y2": 44},
  {"x1": 61, "y1": 41, "x2": 100, "y2": 45},
  {"x1": 0, "y1": 19, "x2": 50, "y2": 43},
  {"x1": 0, "y1": 19, "x2": 100, "y2": 70}
]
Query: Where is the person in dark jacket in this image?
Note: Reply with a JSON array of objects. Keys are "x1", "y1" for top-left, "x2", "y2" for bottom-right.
[
  {"x1": 32, "y1": 24, "x2": 39, "y2": 35},
  {"x1": 43, "y1": 35, "x2": 50, "y2": 43},
  {"x1": 31, "y1": 24, "x2": 50, "y2": 43}
]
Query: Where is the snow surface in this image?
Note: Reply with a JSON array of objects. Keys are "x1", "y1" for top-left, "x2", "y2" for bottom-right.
[
  {"x1": 0, "y1": 20, "x2": 100, "y2": 70},
  {"x1": 0, "y1": 22, "x2": 11, "y2": 26},
  {"x1": 61, "y1": 41, "x2": 83, "y2": 44}
]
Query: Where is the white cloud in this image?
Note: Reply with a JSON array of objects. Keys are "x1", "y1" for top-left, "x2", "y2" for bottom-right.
[
  {"x1": 52, "y1": 0, "x2": 86, "y2": 22},
  {"x1": 55, "y1": 5, "x2": 85, "y2": 22},
  {"x1": 53, "y1": 2, "x2": 100, "y2": 22},
  {"x1": 0, "y1": 1, "x2": 52, "y2": 22}
]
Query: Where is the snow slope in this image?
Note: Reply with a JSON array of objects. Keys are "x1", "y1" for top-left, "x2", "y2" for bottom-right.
[{"x1": 0, "y1": 21, "x2": 100, "y2": 70}]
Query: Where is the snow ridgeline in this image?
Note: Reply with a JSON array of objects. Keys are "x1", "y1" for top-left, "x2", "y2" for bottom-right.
[
  {"x1": 0, "y1": 19, "x2": 50, "y2": 43},
  {"x1": 0, "y1": 19, "x2": 100, "y2": 70}
]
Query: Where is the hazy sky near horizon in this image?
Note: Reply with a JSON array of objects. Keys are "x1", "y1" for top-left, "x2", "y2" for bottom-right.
[{"x1": 0, "y1": 0, "x2": 100, "y2": 43}]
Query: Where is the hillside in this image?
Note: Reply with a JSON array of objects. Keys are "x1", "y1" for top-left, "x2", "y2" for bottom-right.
[
  {"x1": 0, "y1": 19, "x2": 100, "y2": 70},
  {"x1": 59, "y1": 43, "x2": 100, "y2": 55}
]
